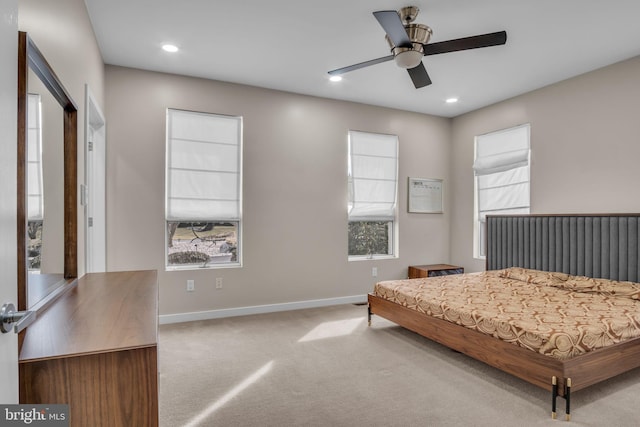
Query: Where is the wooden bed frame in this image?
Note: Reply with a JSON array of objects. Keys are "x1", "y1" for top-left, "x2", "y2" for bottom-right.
[{"x1": 368, "y1": 214, "x2": 640, "y2": 420}]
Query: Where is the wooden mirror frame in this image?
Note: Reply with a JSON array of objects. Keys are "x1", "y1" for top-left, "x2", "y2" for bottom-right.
[{"x1": 17, "y1": 31, "x2": 78, "y2": 314}]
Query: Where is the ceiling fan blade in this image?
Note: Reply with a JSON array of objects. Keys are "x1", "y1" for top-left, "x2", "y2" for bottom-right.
[
  {"x1": 423, "y1": 31, "x2": 507, "y2": 56},
  {"x1": 328, "y1": 55, "x2": 394, "y2": 76},
  {"x1": 373, "y1": 10, "x2": 412, "y2": 48},
  {"x1": 407, "y1": 63, "x2": 432, "y2": 88}
]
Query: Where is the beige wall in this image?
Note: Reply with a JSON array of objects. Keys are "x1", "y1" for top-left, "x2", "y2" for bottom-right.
[
  {"x1": 450, "y1": 55, "x2": 640, "y2": 272},
  {"x1": 104, "y1": 66, "x2": 451, "y2": 315},
  {"x1": 19, "y1": 0, "x2": 105, "y2": 277}
]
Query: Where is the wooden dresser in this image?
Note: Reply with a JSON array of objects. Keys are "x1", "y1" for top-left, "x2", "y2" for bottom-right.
[{"x1": 19, "y1": 270, "x2": 158, "y2": 427}]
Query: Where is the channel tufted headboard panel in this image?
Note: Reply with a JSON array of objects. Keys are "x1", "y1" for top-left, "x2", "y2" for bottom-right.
[{"x1": 486, "y1": 214, "x2": 640, "y2": 282}]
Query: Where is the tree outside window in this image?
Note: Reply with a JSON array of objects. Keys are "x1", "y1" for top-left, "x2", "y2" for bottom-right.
[{"x1": 348, "y1": 221, "x2": 391, "y2": 257}]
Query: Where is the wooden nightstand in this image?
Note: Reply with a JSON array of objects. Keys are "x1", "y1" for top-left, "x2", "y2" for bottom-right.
[{"x1": 408, "y1": 264, "x2": 464, "y2": 279}]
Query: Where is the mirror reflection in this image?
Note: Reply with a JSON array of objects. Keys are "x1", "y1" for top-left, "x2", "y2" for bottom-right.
[{"x1": 26, "y1": 68, "x2": 65, "y2": 308}]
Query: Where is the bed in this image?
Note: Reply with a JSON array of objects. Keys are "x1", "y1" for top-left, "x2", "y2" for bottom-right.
[{"x1": 367, "y1": 214, "x2": 640, "y2": 420}]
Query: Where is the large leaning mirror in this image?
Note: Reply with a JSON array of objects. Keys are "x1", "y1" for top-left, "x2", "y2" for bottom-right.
[{"x1": 17, "y1": 31, "x2": 77, "y2": 313}]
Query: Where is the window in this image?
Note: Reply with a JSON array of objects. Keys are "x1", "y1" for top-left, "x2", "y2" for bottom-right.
[
  {"x1": 166, "y1": 109, "x2": 242, "y2": 268},
  {"x1": 473, "y1": 124, "x2": 530, "y2": 258},
  {"x1": 27, "y1": 93, "x2": 43, "y2": 271},
  {"x1": 348, "y1": 131, "x2": 398, "y2": 259}
]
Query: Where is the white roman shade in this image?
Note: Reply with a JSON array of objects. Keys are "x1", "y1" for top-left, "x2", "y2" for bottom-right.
[
  {"x1": 348, "y1": 131, "x2": 398, "y2": 221},
  {"x1": 166, "y1": 109, "x2": 242, "y2": 221},
  {"x1": 475, "y1": 124, "x2": 530, "y2": 221},
  {"x1": 473, "y1": 148, "x2": 529, "y2": 176},
  {"x1": 27, "y1": 93, "x2": 43, "y2": 221},
  {"x1": 474, "y1": 124, "x2": 530, "y2": 256}
]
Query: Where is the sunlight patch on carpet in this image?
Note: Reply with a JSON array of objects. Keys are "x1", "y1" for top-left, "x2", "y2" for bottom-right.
[
  {"x1": 298, "y1": 317, "x2": 365, "y2": 342},
  {"x1": 184, "y1": 360, "x2": 274, "y2": 427}
]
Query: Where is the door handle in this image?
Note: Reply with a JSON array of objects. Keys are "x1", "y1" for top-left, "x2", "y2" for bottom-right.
[{"x1": 0, "y1": 302, "x2": 36, "y2": 333}]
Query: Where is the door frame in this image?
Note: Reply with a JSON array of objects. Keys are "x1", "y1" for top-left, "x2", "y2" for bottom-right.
[
  {"x1": 84, "y1": 85, "x2": 106, "y2": 273},
  {"x1": 0, "y1": 0, "x2": 19, "y2": 404}
]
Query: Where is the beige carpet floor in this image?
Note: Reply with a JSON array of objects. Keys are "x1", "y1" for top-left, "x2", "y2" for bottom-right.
[{"x1": 159, "y1": 304, "x2": 640, "y2": 426}]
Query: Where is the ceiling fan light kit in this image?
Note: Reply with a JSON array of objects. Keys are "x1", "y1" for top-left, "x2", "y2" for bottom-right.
[
  {"x1": 328, "y1": 5, "x2": 507, "y2": 89},
  {"x1": 388, "y1": 22, "x2": 432, "y2": 69},
  {"x1": 394, "y1": 48, "x2": 424, "y2": 69}
]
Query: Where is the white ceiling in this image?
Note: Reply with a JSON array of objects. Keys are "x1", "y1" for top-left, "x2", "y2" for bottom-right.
[{"x1": 84, "y1": 0, "x2": 640, "y2": 118}]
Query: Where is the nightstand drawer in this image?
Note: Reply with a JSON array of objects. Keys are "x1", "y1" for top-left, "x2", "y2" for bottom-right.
[{"x1": 408, "y1": 264, "x2": 464, "y2": 279}]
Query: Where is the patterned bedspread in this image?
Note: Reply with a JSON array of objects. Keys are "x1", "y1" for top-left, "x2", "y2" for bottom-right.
[{"x1": 373, "y1": 268, "x2": 640, "y2": 360}]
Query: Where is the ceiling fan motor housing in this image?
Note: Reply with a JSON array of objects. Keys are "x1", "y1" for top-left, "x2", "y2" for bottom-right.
[{"x1": 386, "y1": 23, "x2": 432, "y2": 69}]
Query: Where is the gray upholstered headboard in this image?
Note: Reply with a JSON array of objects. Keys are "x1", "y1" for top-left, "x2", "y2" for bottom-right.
[{"x1": 486, "y1": 214, "x2": 640, "y2": 282}]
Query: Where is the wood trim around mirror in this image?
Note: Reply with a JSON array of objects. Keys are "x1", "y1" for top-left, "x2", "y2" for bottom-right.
[{"x1": 17, "y1": 31, "x2": 78, "y2": 316}]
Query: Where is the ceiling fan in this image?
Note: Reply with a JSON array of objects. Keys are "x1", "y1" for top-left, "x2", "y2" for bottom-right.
[{"x1": 328, "y1": 6, "x2": 507, "y2": 89}]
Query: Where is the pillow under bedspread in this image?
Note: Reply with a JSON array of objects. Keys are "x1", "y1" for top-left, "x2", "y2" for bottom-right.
[{"x1": 373, "y1": 269, "x2": 640, "y2": 360}]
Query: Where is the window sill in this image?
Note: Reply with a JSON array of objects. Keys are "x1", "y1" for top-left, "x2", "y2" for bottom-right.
[
  {"x1": 348, "y1": 255, "x2": 397, "y2": 262},
  {"x1": 166, "y1": 262, "x2": 241, "y2": 272}
]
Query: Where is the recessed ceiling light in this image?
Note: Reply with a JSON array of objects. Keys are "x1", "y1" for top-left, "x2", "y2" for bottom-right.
[
  {"x1": 445, "y1": 97, "x2": 459, "y2": 104},
  {"x1": 329, "y1": 75, "x2": 343, "y2": 82},
  {"x1": 162, "y1": 44, "x2": 179, "y2": 53}
]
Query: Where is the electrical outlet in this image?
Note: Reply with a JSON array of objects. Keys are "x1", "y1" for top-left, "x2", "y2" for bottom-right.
[
  {"x1": 187, "y1": 279, "x2": 195, "y2": 292},
  {"x1": 215, "y1": 277, "x2": 223, "y2": 289},
  {"x1": 372, "y1": 267, "x2": 378, "y2": 277}
]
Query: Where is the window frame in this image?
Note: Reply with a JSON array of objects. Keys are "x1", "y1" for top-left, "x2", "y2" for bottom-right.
[
  {"x1": 473, "y1": 124, "x2": 530, "y2": 259},
  {"x1": 165, "y1": 108, "x2": 243, "y2": 270},
  {"x1": 347, "y1": 130, "x2": 399, "y2": 261},
  {"x1": 348, "y1": 220, "x2": 395, "y2": 260}
]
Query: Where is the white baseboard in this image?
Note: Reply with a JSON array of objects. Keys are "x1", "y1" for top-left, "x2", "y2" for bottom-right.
[{"x1": 159, "y1": 294, "x2": 368, "y2": 325}]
